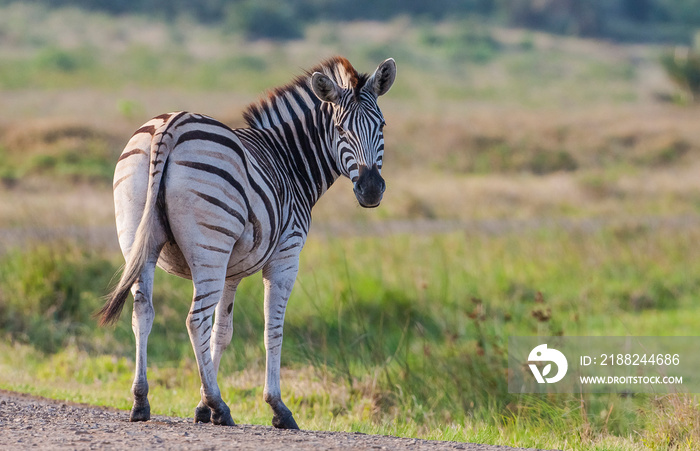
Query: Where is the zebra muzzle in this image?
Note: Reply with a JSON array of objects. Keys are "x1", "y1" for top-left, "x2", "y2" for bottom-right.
[{"x1": 354, "y1": 164, "x2": 385, "y2": 208}]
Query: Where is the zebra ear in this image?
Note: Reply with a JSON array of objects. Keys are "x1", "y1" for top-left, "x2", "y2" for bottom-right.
[
  {"x1": 367, "y1": 58, "x2": 396, "y2": 97},
  {"x1": 311, "y1": 72, "x2": 341, "y2": 104}
]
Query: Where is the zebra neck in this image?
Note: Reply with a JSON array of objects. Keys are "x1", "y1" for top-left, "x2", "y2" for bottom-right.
[{"x1": 248, "y1": 105, "x2": 341, "y2": 212}]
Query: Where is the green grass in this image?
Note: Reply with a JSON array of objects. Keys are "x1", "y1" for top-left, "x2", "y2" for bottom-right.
[{"x1": 1, "y1": 226, "x2": 700, "y2": 449}]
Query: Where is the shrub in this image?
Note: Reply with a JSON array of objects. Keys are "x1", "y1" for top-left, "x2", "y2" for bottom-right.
[
  {"x1": 660, "y1": 49, "x2": 700, "y2": 102},
  {"x1": 528, "y1": 150, "x2": 579, "y2": 175},
  {"x1": 420, "y1": 21, "x2": 501, "y2": 65},
  {"x1": 0, "y1": 121, "x2": 119, "y2": 184},
  {"x1": 34, "y1": 46, "x2": 96, "y2": 73},
  {"x1": 225, "y1": 0, "x2": 304, "y2": 41}
]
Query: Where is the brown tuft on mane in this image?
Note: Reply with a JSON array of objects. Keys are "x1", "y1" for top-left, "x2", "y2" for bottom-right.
[
  {"x1": 334, "y1": 56, "x2": 359, "y2": 88},
  {"x1": 242, "y1": 56, "x2": 366, "y2": 130}
]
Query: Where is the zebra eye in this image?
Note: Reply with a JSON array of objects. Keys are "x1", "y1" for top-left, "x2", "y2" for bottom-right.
[
  {"x1": 335, "y1": 125, "x2": 346, "y2": 135},
  {"x1": 379, "y1": 121, "x2": 386, "y2": 132}
]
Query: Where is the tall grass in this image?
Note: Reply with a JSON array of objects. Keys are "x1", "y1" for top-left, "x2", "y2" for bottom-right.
[{"x1": 1, "y1": 225, "x2": 699, "y2": 449}]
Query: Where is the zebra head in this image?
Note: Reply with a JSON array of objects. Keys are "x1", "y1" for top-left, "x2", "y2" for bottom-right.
[{"x1": 311, "y1": 58, "x2": 397, "y2": 208}]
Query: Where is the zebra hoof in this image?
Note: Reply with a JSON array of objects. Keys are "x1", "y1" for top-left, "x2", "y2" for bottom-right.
[
  {"x1": 130, "y1": 403, "x2": 150, "y2": 422},
  {"x1": 211, "y1": 404, "x2": 235, "y2": 426},
  {"x1": 272, "y1": 411, "x2": 299, "y2": 430},
  {"x1": 194, "y1": 405, "x2": 211, "y2": 423}
]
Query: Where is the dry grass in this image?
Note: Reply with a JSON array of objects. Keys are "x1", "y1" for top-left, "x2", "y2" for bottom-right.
[
  {"x1": 385, "y1": 104, "x2": 700, "y2": 172},
  {"x1": 3, "y1": 104, "x2": 700, "y2": 229},
  {"x1": 1, "y1": 118, "x2": 121, "y2": 155},
  {"x1": 642, "y1": 394, "x2": 700, "y2": 450},
  {"x1": 0, "y1": 184, "x2": 115, "y2": 228}
]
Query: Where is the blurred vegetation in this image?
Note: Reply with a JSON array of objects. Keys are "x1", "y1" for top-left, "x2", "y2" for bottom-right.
[
  {"x1": 0, "y1": 121, "x2": 120, "y2": 185},
  {"x1": 3, "y1": 0, "x2": 700, "y2": 43},
  {"x1": 7, "y1": 3, "x2": 698, "y2": 188},
  {"x1": 223, "y1": 0, "x2": 304, "y2": 41},
  {"x1": 418, "y1": 20, "x2": 501, "y2": 65},
  {"x1": 660, "y1": 49, "x2": 700, "y2": 103}
]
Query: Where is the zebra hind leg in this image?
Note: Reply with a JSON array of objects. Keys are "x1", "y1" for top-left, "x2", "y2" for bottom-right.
[
  {"x1": 129, "y1": 257, "x2": 158, "y2": 422},
  {"x1": 186, "y1": 270, "x2": 235, "y2": 426},
  {"x1": 194, "y1": 278, "x2": 240, "y2": 423}
]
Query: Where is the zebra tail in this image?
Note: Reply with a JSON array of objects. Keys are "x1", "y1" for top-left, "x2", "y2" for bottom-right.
[{"x1": 98, "y1": 113, "x2": 183, "y2": 326}]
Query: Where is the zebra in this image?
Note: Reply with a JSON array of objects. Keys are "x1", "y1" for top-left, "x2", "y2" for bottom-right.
[{"x1": 98, "y1": 56, "x2": 397, "y2": 429}]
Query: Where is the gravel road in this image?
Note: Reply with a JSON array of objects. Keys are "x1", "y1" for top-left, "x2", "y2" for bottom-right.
[{"x1": 0, "y1": 390, "x2": 552, "y2": 451}]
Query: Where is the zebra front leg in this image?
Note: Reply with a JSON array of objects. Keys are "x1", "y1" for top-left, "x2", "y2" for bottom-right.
[
  {"x1": 262, "y1": 261, "x2": 300, "y2": 430},
  {"x1": 186, "y1": 274, "x2": 235, "y2": 426},
  {"x1": 195, "y1": 278, "x2": 240, "y2": 424},
  {"x1": 129, "y1": 262, "x2": 157, "y2": 422}
]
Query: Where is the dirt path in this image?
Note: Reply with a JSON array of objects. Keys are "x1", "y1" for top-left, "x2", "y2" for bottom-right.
[{"x1": 0, "y1": 390, "x2": 550, "y2": 451}]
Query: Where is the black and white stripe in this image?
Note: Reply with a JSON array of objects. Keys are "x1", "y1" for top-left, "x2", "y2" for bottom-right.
[{"x1": 98, "y1": 56, "x2": 397, "y2": 428}]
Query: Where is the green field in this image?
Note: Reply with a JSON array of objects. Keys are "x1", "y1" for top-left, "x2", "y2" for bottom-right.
[
  {"x1": 1, "y1": 4, "x2": 700, "y2": 450},
  {"x1": 3, "y1": 229, "x2": 700, "y2": 449}
]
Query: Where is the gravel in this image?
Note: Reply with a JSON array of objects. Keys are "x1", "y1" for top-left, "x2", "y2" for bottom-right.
[{"x1": 0, "y1": 390, "x2": 554, "y2": 450}]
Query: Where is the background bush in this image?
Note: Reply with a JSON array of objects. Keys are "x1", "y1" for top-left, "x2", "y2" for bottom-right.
[{"x1": 5, "y1": 0, "x2": 700, "y2": 43}]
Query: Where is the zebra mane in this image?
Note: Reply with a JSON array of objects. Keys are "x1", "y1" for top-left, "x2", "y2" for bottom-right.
[{"x1": 242, "y1": 56, "x2": 369, "y2": 130}]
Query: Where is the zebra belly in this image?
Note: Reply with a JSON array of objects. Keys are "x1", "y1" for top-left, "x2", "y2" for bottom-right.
[{"x1": 157, "y1": 242, "x2": 192, "y2": 279}]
